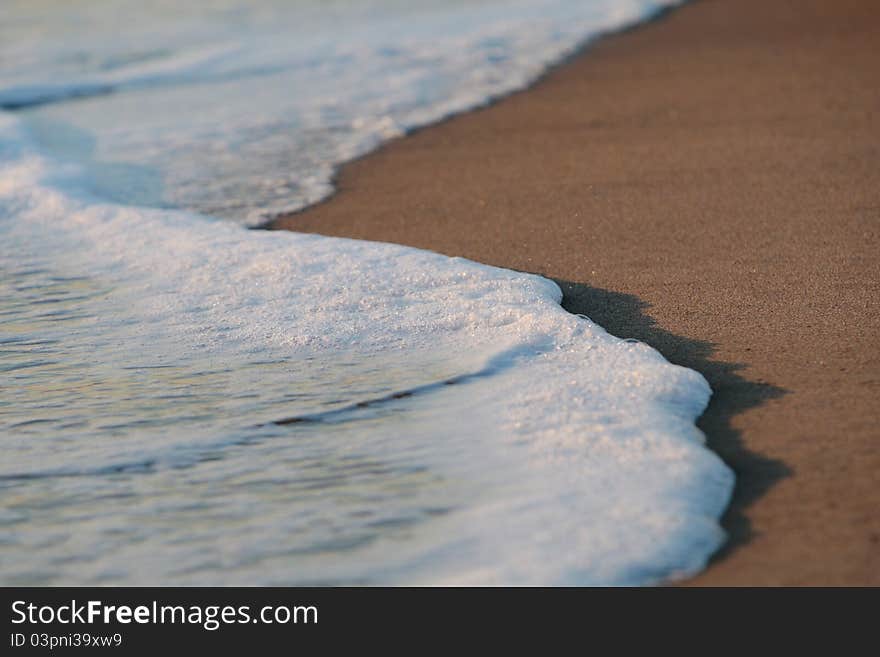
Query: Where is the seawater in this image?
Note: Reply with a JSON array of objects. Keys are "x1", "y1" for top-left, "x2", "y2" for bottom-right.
[{"x1": 0, "y1": 0, "x2": 733, "y2": 585}]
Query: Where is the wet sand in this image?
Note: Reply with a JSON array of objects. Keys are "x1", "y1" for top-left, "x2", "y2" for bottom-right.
[{"x1": 270, "y1": 0, "x2": 880, "y2": 585}]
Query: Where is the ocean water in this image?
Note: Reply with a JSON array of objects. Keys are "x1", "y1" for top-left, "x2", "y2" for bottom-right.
[{"x1": 0, "y1": 0, "x2": 733, "y2": 585}]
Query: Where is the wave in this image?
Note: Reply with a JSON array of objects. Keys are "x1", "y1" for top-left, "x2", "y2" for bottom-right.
[{"x1": 0, "y1": 93, "x2": 732, "y2": 584}]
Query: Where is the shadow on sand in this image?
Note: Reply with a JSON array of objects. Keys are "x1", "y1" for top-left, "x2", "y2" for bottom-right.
[{"x1": 553, "y1": 278, "x2": 790, "y2": 564}]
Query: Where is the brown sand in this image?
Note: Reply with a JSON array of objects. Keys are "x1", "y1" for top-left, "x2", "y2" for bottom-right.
[{"x1": 270, "y1": 0, "x2": 880, "y2": 585}]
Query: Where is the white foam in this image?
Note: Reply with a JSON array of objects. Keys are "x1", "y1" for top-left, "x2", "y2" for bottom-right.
[
  {"x1": 0, "y1": 96, "x2": 731, "y2": 584},
  {"x1": 1, "y1": 0, "x2": 683, "y2": 223},
  {"x1": 0, "y1": 0, "x2": 733, "y2": 586}
]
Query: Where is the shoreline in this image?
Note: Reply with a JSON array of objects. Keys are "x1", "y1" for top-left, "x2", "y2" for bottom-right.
[{"x1": 270, "y1": 0, "x2": 880, "y2": 585}]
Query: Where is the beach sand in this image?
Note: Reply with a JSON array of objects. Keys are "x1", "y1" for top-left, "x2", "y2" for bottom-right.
[{"x1": 270, "y1": 0, "x2": 880, "y2": 585}]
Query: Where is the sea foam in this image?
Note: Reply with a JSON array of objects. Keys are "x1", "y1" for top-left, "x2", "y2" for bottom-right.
[
  {"x1": 0, "y1": 108, "x2": 730, "y2": 585},
  {"x1": 1, "y1": 0, "x2": 683, "y2": 223},
  {"x1": 0, "y1": 0, "x2": 732, "y2": 585}
]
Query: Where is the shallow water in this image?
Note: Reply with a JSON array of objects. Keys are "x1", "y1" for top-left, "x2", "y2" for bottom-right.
[
  {"x1": 1, "y1": 0, "x2": 681, "y2": 223},
  {"x1": 0, "y1": 0, "x2": 734, "y2": 585}
]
